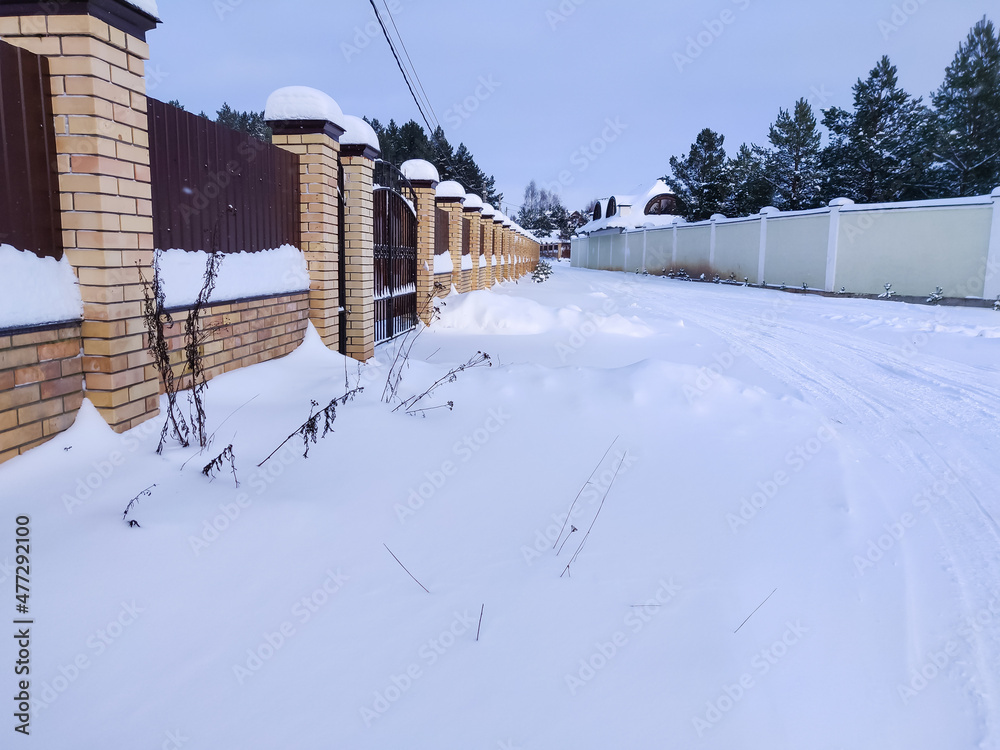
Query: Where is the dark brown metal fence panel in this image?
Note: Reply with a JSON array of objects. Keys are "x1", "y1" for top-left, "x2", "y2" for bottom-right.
[
  {"x1": 0, "y1": 40, "x2": 62, "y2": 260},
  {"x1": 373, "y1": 187, "x2": 417, "y2": 343},
  {"x1": 434, "y1": 208, "x2": 449, "y2": 256},
  {"x1": 147, "y1": 98, "x2": 300, "y2": 253},
  {"x1": 462, "y1": 217, "x2": 471, "y2": 256}
]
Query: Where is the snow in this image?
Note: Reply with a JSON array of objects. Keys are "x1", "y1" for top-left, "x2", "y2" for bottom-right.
[
  {"x1": 433, "y1": 253, "x2": 453, "y2": 274},
  {"x1": 124, "y1": 0, "x2": 159, "y2": 17},
  {"x1": 263, "y1": 86, "x2": 346, "y2": 129},
  {"x1": 0, "y1": 244, "x2": 82, "y2": 328},
  {"x1": 436, "y1": 181, "x2": 466, "y2": 200},
  {"x1": 400, "y1": 160, "x2": 440, "y2": 184},
  {"x1": 157, "y1": 245, "x2": 309, "y2": 308},
  {"x1": 460, "y1": 255, "x2": 473, "y2": 271},
  {"x1": 479, "y1": 255, "x2": 487, "y2": 268},
  {"x1": 340, "y1": 114, "x2": 380, "y2": 152},
  {"x1": 4, "y1": 266, "x2": 1000, "y2": 748},
  {"x1": 462, "y1": 194, "x2": 484, "y2": 211}
]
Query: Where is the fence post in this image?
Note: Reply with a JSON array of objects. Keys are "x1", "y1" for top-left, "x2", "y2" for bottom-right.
[
  {"x1": 339, "y1": 122, "x2": 379, "y2": 361},
  {"x1": 825, "y1": 198, "x2": 852, "y2": 292},
  {"x1": 986, "y1": 187, "x2": 1000, "y2": 301},
  {"x1": 671, "y1": 223, "x2": 679, "y2": 269},
  {"x1": 267, "y1": 90, "x2": 347, "y2": 352},
  {"x1": 463, "y1": 195, "x2": 484, "y2": 290},
  {"x1": 491, "y1": 213, "x2": 504, "y2": 284},
  {"x1": 400, "y1": 160, "x2": 439, "y2": 324},
  {"x1": 436, "y1": 182, "x2": 466, "y2": 293},
  {"x1": 480, "y1": 204, "x2": 496, "y2": 286},
  {"x1": 758, "y1": 207, "x2": 779, "y2": 285},
  {"x1": 0, "y1": 2, "x2": 162, "y2": 432},
  {"x1": 710, "y1": 214, "x2": 725, "y2": 270}
]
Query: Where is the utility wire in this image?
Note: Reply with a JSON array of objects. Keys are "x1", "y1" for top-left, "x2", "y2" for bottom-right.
[
  {"x1": 380, "y1": 0, "x2": 440, "y2": 132},
  {"x1": 368, "y1": 0, "x2": 435, "y2": 138}
]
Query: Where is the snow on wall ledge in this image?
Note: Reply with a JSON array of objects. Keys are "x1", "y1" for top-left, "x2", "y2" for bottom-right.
[
  {"x1": 157, "y1": 246, "x2": 310, "y2": 309},
  {"x1": 0, "y1": 245, "x2": 83, "y2": 329}
]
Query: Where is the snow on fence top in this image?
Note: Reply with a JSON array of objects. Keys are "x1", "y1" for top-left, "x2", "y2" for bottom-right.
[
  {"x1": 264, "y1": 86, "x2": 346, "y2": 129},
  {"x1": 436, "y1": 181, "x2": 466, "y2": 200},
  {"x1": 0, "y1": 245, "x2": 83, "y2": 329},
  {"x1": 340, "y1": 115, "x2": 380, "y2": 152},
  {"x1": 462, "y1": 194, "x2": 484, "y2": 211},
  {"x1": 156, "y1": 245, "x2": 310, "y2": 309},
  {"x1": 124, "y1": 0, "x2": 159, "y2": 17},
  {"x1": 480, "y1": 203, "x2": 496, "y2": 218},
  {"x1": 400, "y1": 159, "x2": 440, "y2": 183}
]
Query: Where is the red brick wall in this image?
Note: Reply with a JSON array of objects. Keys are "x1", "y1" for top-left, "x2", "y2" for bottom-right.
[{"x1": 0, "y1": 323, "x2": 84, "y2": 463}]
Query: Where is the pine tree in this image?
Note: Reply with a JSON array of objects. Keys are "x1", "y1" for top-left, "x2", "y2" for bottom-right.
[
  {"x1": 726, "y1": 143, "x2": 774, "y2": 217},
  {"x1": 931, "y1": 16, "x2": 1000, "y2": 196},
  {"x1": 665, "y1": 128, "x2": 731, "y2": 221},
  {"x1": 767, "y1": 99, "x2": 824, "y2": 210},
  {"x1": 821, "y1": 57, "x2": 933, "y2": 203},
  {"x1": 215, "y1": 103, "x2": 270, "y2": 142}
]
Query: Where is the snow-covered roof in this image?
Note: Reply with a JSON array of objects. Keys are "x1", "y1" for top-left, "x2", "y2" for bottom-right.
[
  {"x1": 400, "y1": 159, "x2": 440, "y2": 184},
  {"x1": 577, "y1": 179, "x2": 680, "y2": 235},
  {"x1": 463, "y1": 194, "x2": 484, "y2": 211},
  {"x1": 340, "y1": 115, "x2": 380, "y2": 152},
  {"x1": 264, "y1": 86, "x2": 346, "y2": 130},
  {"x1": 436, "y1": 181, "x2": 466, "y2": 200},
  {"x1": 480, "y1": 203, "x2": 496, "y2": 218}
]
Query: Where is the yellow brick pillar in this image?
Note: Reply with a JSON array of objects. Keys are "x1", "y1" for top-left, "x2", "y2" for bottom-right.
[
  {"x1": 463, "y1": 195, "x2": 484, "y2": 291},
  {"x1": 436, "y1": 181, "x2": 466, "y2": 294},
  {"x1": 493, "y1": 214, "x2": 506, "y2": 283},
  {"x1": 340, "y1": 140, "x2": 378, "y2": 361},
  {"x1": 500, "y1": 218, "x2": 512, "y2": 281},
  {"x1": 401, "y1": 160, "x2": 440, "y2": 325},
  {"x1": 481, "y1": 204, "x2": 496, "y2": 287},
  {"x1": 0, "y1": 1, "x2": 162, "y2": 432},
  {"x1": 267, "y1": 90, "x2": 347, "y2": 352}
]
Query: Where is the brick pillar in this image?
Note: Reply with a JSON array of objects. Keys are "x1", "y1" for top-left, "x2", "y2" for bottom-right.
[
  {"x1": 493, "y1": 217, "x2": 505, "y2": 283},
  {"x1": 501, "y1": 224, "x2": 512, "y2": 280},
  {"x1": 408, "y1": 178, "x2": 439, "y2": 324},
  {"x1": 438, "y1": 197, "x2": 465, "y2": 293},
  {"x1": 0, "y1": 2, "x2": 162, "y2": 432},
  {"x1": 340, "y1": 146, "x2": 376, "y2": 361},
  {"x1": 481, "y1": 206, "x2": 496, "y2": 286},
  {"x1": 464, "y1": 204, "x2": 483, "y2": 290},
  {"x1": 270, "y1": 119, "x2": 346, "y2": 351}
]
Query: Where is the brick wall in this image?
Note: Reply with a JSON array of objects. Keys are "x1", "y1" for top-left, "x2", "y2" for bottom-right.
[
  {"x1": 0, "y1": 323, "x2": 84, "y2": 462},
  {"x1": 161, "y1": 292, "x2": 310, "y2": 391}
]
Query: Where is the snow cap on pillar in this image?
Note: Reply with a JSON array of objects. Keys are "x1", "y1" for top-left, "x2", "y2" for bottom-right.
[
  {"x1": 401, "y1": 160, "x2": 440, "y2": 185},
  {"x1": 760, "y1": 206, "x2": 781, "y2": 216},
  {"x1": 340, "y1": 115, "x2": 380, "y2": 155},
  {"x1": 436, "y1": 181, "x2": 466, "y2": 201},
  {"x1": 463, "y1": 194, "x2": 484, "y2": 211},
  {"x1": 264, "y1": 86, "x2": 347, "y2": 130},
  {"x1": 829, "y1": 197, "x2": 855, "y2": 207},
  {"x1": 480, "y1": 203, "x2": 496, "y2": 218}
]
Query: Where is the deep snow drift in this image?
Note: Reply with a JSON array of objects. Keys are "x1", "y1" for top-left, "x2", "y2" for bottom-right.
[{"x1": 2, "y1": 265, "x2": 999, "y2": 749}]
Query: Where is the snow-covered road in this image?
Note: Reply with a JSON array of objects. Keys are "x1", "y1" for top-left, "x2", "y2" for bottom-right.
[{"x1": 2, "y1": 263, "x2": 999, "y2": 748}]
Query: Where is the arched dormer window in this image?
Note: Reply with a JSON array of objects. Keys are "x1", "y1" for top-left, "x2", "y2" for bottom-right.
[
  {"x1": 644, "y1": 194, "x2": 677, "y2": 216},
  {"x1": 593, "y1": 202, "x2": 603, "y2": 221},
  {"x1": 606, "y1": 196, "x2": 618, "y2": 217}
]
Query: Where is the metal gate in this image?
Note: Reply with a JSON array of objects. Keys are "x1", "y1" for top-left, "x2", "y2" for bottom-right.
[{"x1": 373, "y1": 160, "x2": 418, "y2": 343}]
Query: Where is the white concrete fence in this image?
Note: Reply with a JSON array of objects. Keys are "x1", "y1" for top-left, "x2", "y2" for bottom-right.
[{"x1": 571, "y1": 189, "x2": 1000, "y2": 300}]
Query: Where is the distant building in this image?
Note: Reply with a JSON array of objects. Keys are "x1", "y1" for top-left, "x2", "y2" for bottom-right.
[
  {"x1": 538, "y1": 231, "x2": 572, "y2": 259},
  {"x1": 577, "y1": 180, "x2": 679, "y2": 235}
]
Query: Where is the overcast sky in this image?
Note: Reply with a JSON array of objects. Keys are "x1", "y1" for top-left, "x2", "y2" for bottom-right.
[{"x1": 147, "y1": 0, "x2": 997, "y2": 214}]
